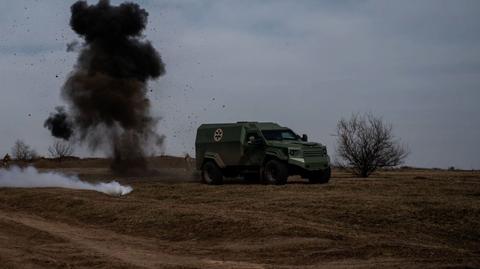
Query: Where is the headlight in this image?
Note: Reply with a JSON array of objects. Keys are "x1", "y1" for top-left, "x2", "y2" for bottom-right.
[{"x1": 288, "y1": 148, "x2": 302, "y2": 157}]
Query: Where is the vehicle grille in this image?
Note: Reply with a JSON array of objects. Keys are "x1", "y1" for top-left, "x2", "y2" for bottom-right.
[{"x1": 303, "y1": 148, "x2": 324, "y2": 157}]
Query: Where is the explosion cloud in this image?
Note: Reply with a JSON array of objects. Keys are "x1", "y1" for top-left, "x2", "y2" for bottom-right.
[
  {"x1": 45, "y1": 0, "x2": 165, "y2": 173},
  {"x1": 44, "y1": 106, "x2": 73, "y2": 140}
]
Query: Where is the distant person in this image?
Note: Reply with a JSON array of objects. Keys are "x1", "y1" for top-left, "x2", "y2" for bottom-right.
[
  {"x1": 2, "y1": 153, "x2": 11, "y2": 168},
  {"x1": 184, "y1": 153, "x2": 193, "y2": 171}
]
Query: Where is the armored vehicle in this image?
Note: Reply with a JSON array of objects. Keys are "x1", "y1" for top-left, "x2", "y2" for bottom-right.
[{"x1": 195, "y1": 122, "x2": 331, "y2": 185}]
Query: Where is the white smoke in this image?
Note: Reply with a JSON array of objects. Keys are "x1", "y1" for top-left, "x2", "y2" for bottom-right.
[{"x1": 0, "y1": 166, "x2": 132, "y2": 196}]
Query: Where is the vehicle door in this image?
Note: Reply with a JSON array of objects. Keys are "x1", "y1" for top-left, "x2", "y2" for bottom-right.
[{"x1": 241, "y1": 131, "x2": 265, "y2": 166}]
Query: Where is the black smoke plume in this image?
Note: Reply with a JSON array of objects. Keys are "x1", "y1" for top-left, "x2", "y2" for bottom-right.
[
  {"x1": 44, "y1": 106, "x2": 73, "y2": 140},
  {"x1": 44, "y1": 0, "x2": 165, "y2": 173}
]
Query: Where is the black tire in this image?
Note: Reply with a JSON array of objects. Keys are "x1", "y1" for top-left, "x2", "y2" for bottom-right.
[
  {"x1": 201, "y1": 161, "x2": 224, "y2": 185},
  {"x1": 308, "y1": 167, "x2": 331, "y2": 184},
  {"x1": 263, "y1": 160, "x2": 288, "y2": 185}
]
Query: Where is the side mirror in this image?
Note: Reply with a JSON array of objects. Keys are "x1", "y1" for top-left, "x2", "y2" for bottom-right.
[{"x1": 301, "y1": 134, "x2": 308, "y2": 142}]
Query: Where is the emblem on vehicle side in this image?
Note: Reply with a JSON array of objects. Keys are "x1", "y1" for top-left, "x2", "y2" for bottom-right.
[{"x1": 213, "y1": 128, "x2": 224, "y2": 142}]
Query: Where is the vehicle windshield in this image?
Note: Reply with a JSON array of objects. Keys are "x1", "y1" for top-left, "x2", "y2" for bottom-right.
[{"x1": 261, "y1": 129, "x2": 299, "y2": 141}]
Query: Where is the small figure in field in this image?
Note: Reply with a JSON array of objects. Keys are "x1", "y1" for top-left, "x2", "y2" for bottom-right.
[
  {"x1": 2, "y1": 154, "x2": 11, "y2": 168},
  {"x1": 184, "y1": 153, "x2": 193, "y2": 171}
]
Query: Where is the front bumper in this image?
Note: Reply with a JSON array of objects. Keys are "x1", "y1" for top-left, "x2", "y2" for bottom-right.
[{"x1": 288, "y1": 155, "x2": 330, "y2": 171}]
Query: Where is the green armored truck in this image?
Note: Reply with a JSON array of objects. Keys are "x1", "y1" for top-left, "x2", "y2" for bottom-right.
[{"x1": 195, "y1": 122, "x2": 331, "y2": 185}]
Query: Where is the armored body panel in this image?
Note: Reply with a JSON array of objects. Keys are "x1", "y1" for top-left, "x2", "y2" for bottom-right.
[{"x1": 195, "y1": 123, "x2": 246, "y2": 169}]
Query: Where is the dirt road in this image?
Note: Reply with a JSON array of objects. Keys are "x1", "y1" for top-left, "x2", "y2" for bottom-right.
[
  {"x1": 0, "y1": 209, "x2": 267, "y2": 269},
  {"x1": 0, "y1": 158, "x2": 478, "y2": 268}
]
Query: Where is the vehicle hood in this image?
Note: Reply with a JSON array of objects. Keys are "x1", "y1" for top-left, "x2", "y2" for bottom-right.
[{"x1": 267, "y1": 140, "x2": 324, "y2": 149}]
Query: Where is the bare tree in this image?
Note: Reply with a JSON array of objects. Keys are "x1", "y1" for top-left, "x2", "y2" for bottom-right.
[
  {"x1": 11, "y1": 140, "x2": 37, "y2": 162},
  {"x1": 48, "y1": 140, "x2": 74, "y2": 160},
  {"x1": 335, "y1": 113, "x2": 409, "y2": 177}
]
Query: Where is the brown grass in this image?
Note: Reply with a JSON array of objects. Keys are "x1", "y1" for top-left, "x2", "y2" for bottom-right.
[{"x1": 0, "y1": 157, "x2": 478, "y2": 268}]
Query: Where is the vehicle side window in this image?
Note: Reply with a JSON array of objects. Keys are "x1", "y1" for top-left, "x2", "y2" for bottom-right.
[{"x1": 246, "y1": 133, "x2": 257, "y2": 142}]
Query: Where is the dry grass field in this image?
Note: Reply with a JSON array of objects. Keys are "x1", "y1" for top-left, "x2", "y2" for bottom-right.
[{"x1": 0, "y1": 157, "x2": 479, "y2": 268}]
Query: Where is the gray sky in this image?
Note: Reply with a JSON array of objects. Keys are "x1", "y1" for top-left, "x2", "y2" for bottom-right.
[{"x1": 0, "y1": 0, "x2": 479, "y2": 169}]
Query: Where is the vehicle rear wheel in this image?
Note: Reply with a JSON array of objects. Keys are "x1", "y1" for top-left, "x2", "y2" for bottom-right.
[
  {"x1": 201, "y1": 161, "x2": 224, "y2": 185},
  {"x1": 263, "y1": 160, "x2": 288, "y2": 185},
  {"x1": 308, "y1": 167, "x2": 331, "y2": 184}
]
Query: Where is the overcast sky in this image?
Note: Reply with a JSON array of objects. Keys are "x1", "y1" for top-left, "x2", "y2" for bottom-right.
[{"x1": 0, "y1": 0, "x2": 479, "y2": 169}]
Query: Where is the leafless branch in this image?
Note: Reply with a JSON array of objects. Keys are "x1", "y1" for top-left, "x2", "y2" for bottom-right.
[
  {"x1": 11, "y1": 140, "x2": 37, "y2": 162},
  {"x1": 48, "y1": 140, "x2": 74, "y2": 161},
  {"x1": 335, "y1": 113, "x2": 409, "y2": 177}
]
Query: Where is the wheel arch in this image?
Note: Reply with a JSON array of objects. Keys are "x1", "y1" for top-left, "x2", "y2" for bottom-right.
[
  {"x1": 263, "y1": 149, "x2": 288, "y2": 165},
  {"x1": 203, "y1": 152, "x2": 226, "y2": 169}
]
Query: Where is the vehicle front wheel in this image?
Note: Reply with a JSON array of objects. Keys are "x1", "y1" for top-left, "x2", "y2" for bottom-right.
[
  {"x1": 201, "y1": 161, "x2": 224, "y2": 185},
  {"x1": 308, "y1": 167, "x2": 331, "y2": 184},
  {"x1": 263, "y1": 160, "x2": 288, "y2": 185}
]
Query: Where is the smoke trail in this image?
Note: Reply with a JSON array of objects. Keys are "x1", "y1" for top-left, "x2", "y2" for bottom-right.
[
  {"x1": 0, "y1": 166, "x2": 132, "y2": 196},
  {"x1": 44, "y1": 0, "x2": 165, "y2": 173}
]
